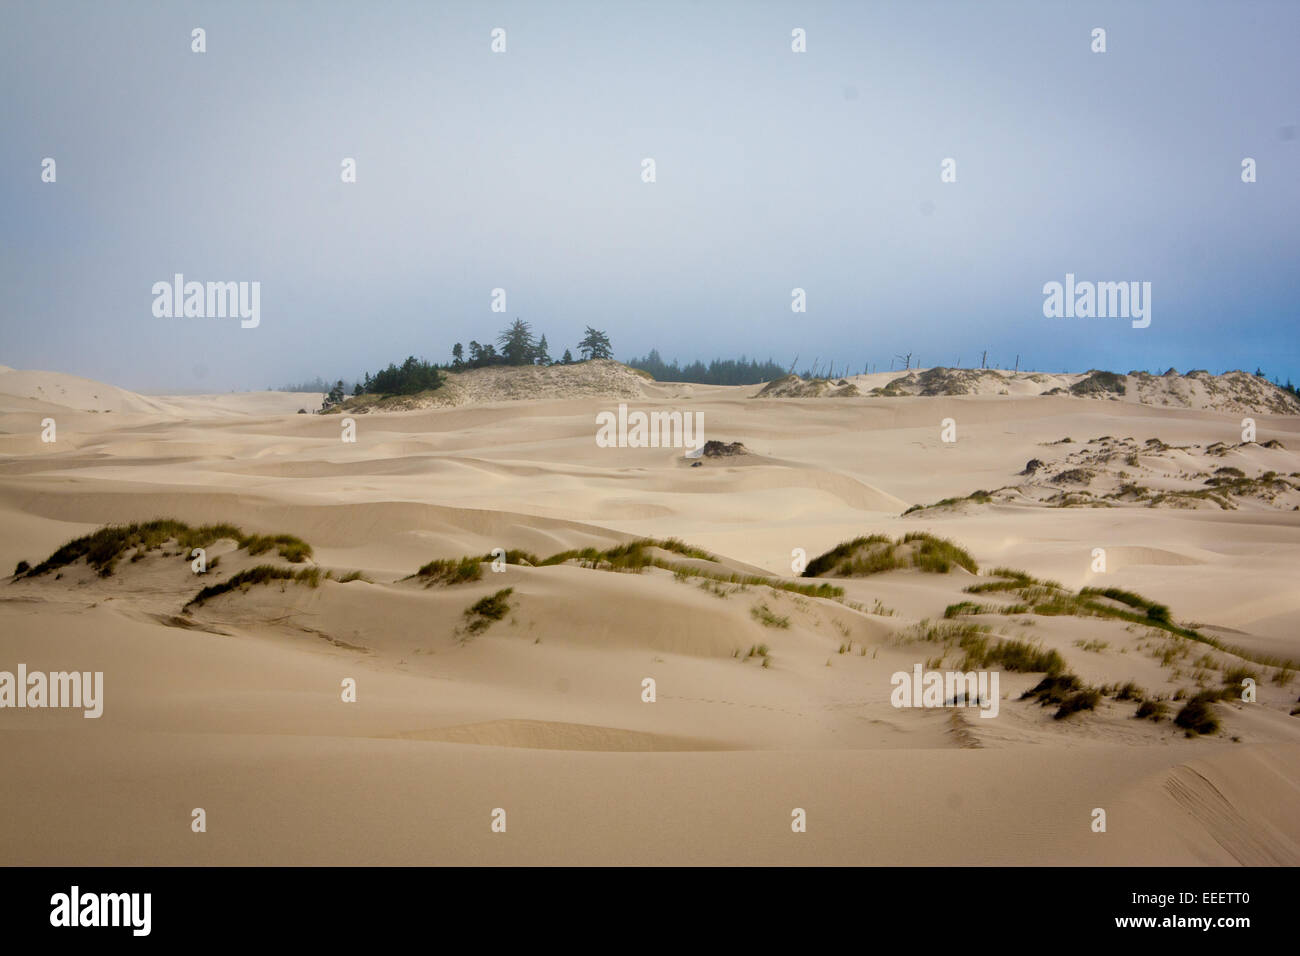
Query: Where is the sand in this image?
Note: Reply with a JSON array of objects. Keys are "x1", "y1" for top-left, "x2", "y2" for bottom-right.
[{"x1": 1, "y1": 366, "x2": 1298, "y2": 865}]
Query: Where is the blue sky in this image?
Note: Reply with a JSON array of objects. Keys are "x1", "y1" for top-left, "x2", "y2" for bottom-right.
[{"x1": 1, "y1": 0, "x2": 1297, "y2": 391}]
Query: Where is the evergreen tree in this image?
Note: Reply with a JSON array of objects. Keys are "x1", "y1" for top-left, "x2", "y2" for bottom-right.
[
  {"x1": 451, "y1": 343, "x2": 464, "y2": 370},
  {"x1": 498, "y1": 319, "x2": 537, "y2": 366},
  {"x1": 534, "y1": 334, "x2": 551, "y2": 365},
  {"x1": 364, "y1": 357, "x2": 443, "y2": 395},
  {"x1": 578, "y1": 326, "x2": 613, "y2": 360},
  {"x1": 561, "y1": 348, "x2": 574, "y2": 365}
]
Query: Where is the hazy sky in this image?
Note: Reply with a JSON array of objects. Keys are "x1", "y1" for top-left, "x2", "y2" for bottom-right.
[{"x1": 2, "y1": 0, "x2": 1297, "y2": 392}]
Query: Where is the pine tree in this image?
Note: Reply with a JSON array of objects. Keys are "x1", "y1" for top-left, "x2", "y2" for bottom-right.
[
  {"x1": 451, "y1": 343, "x2": 464, "y2": 370},
  {"x1": 561, "y1": 348, "x2": 574, "y2": 365},
  {"x1": 578, "y1": 326, "x2": 613, "y2": 360},
  {"x1": 498, "y1": 319, "x2": 537, "y2": 366},
  {"x1": 534, "y1": 334, "x2": 551, "y2": 365}
]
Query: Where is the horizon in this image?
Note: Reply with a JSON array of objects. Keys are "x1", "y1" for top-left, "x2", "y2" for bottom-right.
[{"x1": 3, "y1": 0, "x2": 1298, "y2": 391}]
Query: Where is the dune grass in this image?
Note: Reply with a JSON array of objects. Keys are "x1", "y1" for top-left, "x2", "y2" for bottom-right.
[
  {"x1": 537, "y1": 537, "x2": 717, "y2": 570},
  {"x1": 900, "y1": 619, "x2": 1066, "y2": 676},
  {"x1": 1174, "y1": 692, "x2": 1221, "y2": 736},
  {"x1": 241, "y1": 533, "x2": 313, "y2": 564},
  {"x1": 750, "y1": 603, "x2": 790, "y2": 629},
  {"x1": 959, "y1": 570, "x2": 1254, "y2": 654},
  {"x1": 902, "y1": 490, "x2": 995, "y2": 516},
  {"x1": 803, "y1": 532, "x2": 978, "y2": 578},
  {"x1": 18, "y1": 520, "x2": 311, "y2": 579},
  {"x1": 525, "y1": 538, "x2": 841, "y2": 599},
  {"x1": 185, "y1": 564, "x2": 321, "y2": 607},
  {"x1": 462, "y1": 588, "x2": 514, "y2": 636},
  {"x1": 415, "y1": 556, "x2": 484, "y2": 586}
]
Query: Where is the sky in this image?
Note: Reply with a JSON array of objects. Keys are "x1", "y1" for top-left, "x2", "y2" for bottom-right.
[{"x1": 1, "y1": 0, "x2": 1297, "y2": 392}]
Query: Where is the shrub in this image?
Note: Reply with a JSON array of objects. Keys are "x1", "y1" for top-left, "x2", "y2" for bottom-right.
[
  {"x1": 1055, "y1": 689, "x2": 1101, "y2": 719},
  {"x1": 1221, "y1": 665, "x2": 1258, "y2": 688},
  {"x1": 1174, "y1": 692, "x2": 1221, "y2": 736},
  {"x1": 1135, "y1": 699, "x2": 1167, "y2": 721},
  {"x1": 1113, "y1": 681, "x2": 1144, "y2": 701},
  {"x1": 1021, "y1": 674, "x2": 1083, "y2": 706}
]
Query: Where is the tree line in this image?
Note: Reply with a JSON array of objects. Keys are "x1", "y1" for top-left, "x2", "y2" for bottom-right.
[
  {"x1": 313, "y1": 322, "x2": 615, "y2": 408},
  {"x1": 626, "y1": 350, "x2": 790, "y2": 386}
]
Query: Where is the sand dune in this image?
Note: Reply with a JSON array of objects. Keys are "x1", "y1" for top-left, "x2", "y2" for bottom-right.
[{"x1": 1, "y1": 364, "x2": 1298, "y2": 864}]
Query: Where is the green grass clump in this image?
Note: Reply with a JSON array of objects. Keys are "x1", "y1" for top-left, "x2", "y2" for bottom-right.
[
  {"x1": 538, "y1": 538, "x2": 717, "y2": 571},
  {"x1": 1135, "y1": 699, "x2": 1167, "y2": 721},
  {"x1": 1221, "y1": 666, "x2": 1258, "y2": 688},
  {"x1": 802, "y1": 532, "x2": 977, "y2": 578},
  {"x1": 904, "y1": 532, "x2": 979, "y2": 574},
  {"x1": 463, "y1": 588, "x2": 514, "y2": 635},
  {"x1": 801, "y1": 535, "x2": 892, "y2": 577},
  {"x1": 1080, "y1": 587, "x2": 1170, "y2": 623},
  {"x1": 482, "y1": 549, "x2": 541, "y2": 567},
  {"x1": 1054, "y1": 689, "x2": 1101, "y2": 720},
  {"x1": 20, "y1": 520, "x2": 311, "y2": 579},
  {"x1": 1174, "y1": 692, "x2": 1221, "y2": 736},
  {"x1": 1021, "y1": 674, "x2": 1084, "y2": 707},
  {"x1": 416, "y1": 556, "x2": 484, "y2": 586},
  {"x1": 242, "y1": 533, "x2": 313, "y2": 563},
  {"x1": 962, "y1": 638, "x2": 1065, "y2": 675},
  {"x1": 542, "y1": 539, "x2": 841, "y2": 600},
  {"x1": 185, "y1": 564, "x2": 320, "y2": 607},
  {"x1": 902, "y1": 619, "x2": 1064, "y2": 676},
  {"x1": 957, "y1": 571, "x2": 1252, "y2": 660},
  {"x1": 1113, "y1": 681, "x2": 1144, "y2": 701},
  {"x1": 750, "y1": 603, "x2": 790, "y2": 629}
]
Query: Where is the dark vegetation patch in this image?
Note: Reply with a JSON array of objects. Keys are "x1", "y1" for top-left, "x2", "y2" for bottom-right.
[
  {"x1": 702, "y1": 440, "x2": 748, "y2": 457},
  {"x1": 17, "y1": 520, "x2": 310, "y2": 580},
  {"x1": 902, "y1": 620, "x2": 1065, "y2": 675},
  {"x1": 804, "y1": 533, "x2": 978, "y2": 577},
  {"x1": 1069, "y1": 370, "x2": 1127, "y2": 397},
  {"x1": 462, "y1": 588, "x2": 514, "y2": 636},
  {"x1": 414, "y1": 556, "x2": 484, "y2": 586},
  {"x1": 1135, "y1": 699, "x2": 1168, "y2": 722},
  {"x1": 1174, "y1": 692, "x2": 1221, "y2": 736},
  {"x1": 417, "y1": 538, "x2": 842, "y2": 601},
  {"x1": 185, "y1": 565, "x2": 321, "y2": 607}
]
